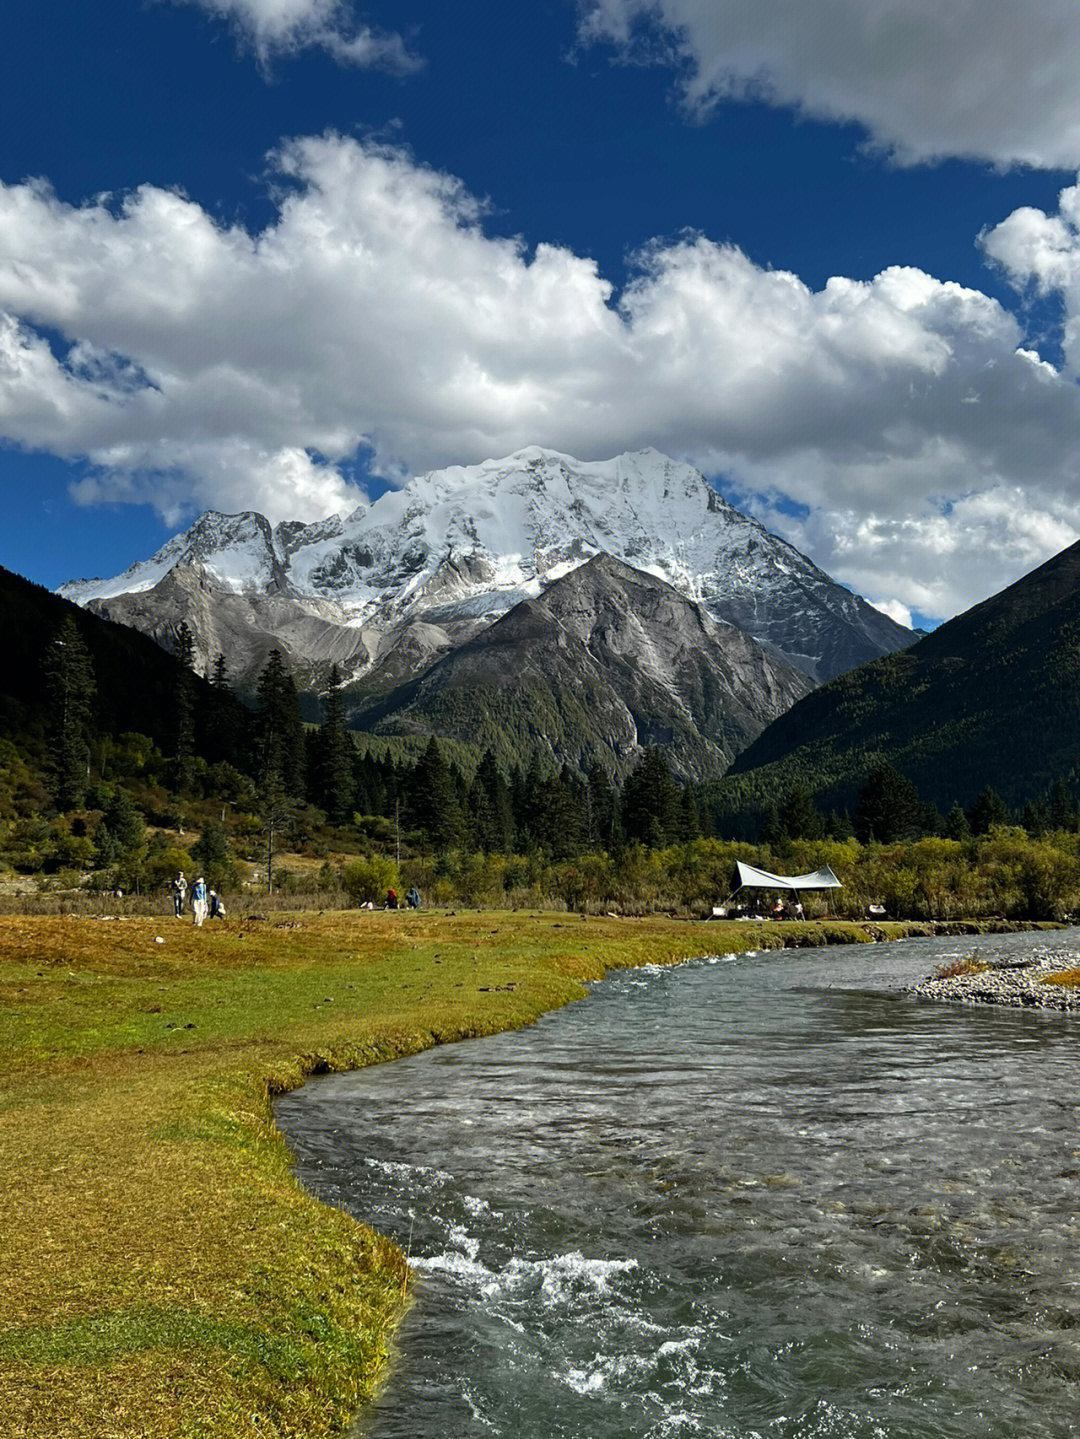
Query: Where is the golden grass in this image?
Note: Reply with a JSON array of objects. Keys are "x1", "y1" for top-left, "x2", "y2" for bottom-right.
[
  {"x1": 1041, "y1": 966, "x2": 1080, "y2": 988},
  {"x1": 0, "y1": 910, "x2": 925, "y2": 1437}
]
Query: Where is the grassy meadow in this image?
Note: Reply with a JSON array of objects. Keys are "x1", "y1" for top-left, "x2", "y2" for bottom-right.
[{"x1": 0, "y1": 909, "x2": 1016, "y2": 1438}]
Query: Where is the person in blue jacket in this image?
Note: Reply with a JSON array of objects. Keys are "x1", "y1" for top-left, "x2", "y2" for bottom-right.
[{"x1": 191, "y1": 875, "x2": 208, "y2": 927}]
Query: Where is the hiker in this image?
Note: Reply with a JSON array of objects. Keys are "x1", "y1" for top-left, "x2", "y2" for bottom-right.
[
  {"x1": 406, "y1": 886, "x2": 421, "y2": 909},
  {"x1": 385, "y1": 887, "x2": 399, "y2": 910},
  {"x1": 172, "y1": 871, "x2": 188, "y2": 918},
  {"x1": 208, "y1": 889, "x2": 226, "y2": 919},
  {"x1": 191, "y1": 875, "x2": 208, "y2": 927}
]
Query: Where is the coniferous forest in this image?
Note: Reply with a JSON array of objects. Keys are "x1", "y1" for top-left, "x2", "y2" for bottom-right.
[{"x1": 6, "y1": 561, "x2": 1080, "y2": 919}]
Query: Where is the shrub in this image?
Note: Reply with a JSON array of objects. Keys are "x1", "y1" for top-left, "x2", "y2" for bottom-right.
[{"x1": 340, "y1": 856, "x2": 400, "y2": 905}]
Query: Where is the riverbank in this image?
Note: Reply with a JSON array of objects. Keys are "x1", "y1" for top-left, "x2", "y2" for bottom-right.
[{"x1": 0, "y1": 911, "x2": 1056, "y2": 1438}]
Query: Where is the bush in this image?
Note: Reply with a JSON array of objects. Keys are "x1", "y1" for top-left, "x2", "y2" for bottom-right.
[{"x1": 340, "y1": 855, "x2": 400, "y2": 905}]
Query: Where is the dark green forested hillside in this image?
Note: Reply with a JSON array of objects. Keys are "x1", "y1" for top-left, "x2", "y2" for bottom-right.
[
  {"x1": 712, "y1": 539, "x2": 1080, "y2": 826},
  {"x1": 0, "y1": 564, "x2": 244, "y2": 755}
]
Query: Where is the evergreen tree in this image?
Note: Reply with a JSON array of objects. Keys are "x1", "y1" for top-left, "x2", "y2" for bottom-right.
[
  {"x1": 171, "y1": 622, "x2": 196, "y2": 794},
  {"x1": 470, "y1": 750, "x2": 514, "y2": 851},
  {"x1": 43, "y1": 617, "x2": 96, "y2": 809},
  {"x1": 676, "y1": 787, "x2": 700, "y2": 842},
  {"x1": 103, "y1": 788, "x2": 145, "y2": 851},
  {"x1": 1048, "y1": 779, "x2": 1076, "y2": 831},
  {"x1": 509, "y1": 763, "x2": 529, "y2": 846},
  {"x1": 530, "y1": 766, "x2": 585, "y2": 859},
  {"x1": 944, "y1": 803, "x2": 971, "y2": 841},
  {"x1": 621, "y1": 749, "x2": 680, "y2": 848},
  {"x1": 1022, "y1": 800, "x2": 1050, "y2": 837},
  {"x1": 93, "y1": 789, "x2": 144, "y2": 871},
  {"x1": 314, "y1": 665, "x2": 354, "y2": 823},
  {"x1": 407, "y1": 737, "x2": 463, "y2": 850},
  {"x1": 255, "y1": 649, "x2": 305, "y2": 798},
  {"x1": 585, "y1": 762, "x2": 617, "y2": 849},
  {"x1": 966, "y1": 787, "x2": 1010, "y2": 836},
  {"x1": 94, "y1": 823, "x2": 120, "y2": 868},
  {"x1": 189, "y1": 819, "x2": 237, "y2": 889},
  {"x1": 517, "y1": 756, "x2": 547, "y2": 850},
  {"x1": 853, "y1": 765, "x2": 926, "y2": 843},
  {"x1": 758, "y1": 804, "x2": 783, "y2": 846},
  {"x1": 778, "y1": 785, "x2": 823, "y2": 840},
  {"x1": 173, "y1": 621, "x2": 195, "y2": 669},
  {"x1": 204, "y1": 652, "x2": 240, "y2": 764}
]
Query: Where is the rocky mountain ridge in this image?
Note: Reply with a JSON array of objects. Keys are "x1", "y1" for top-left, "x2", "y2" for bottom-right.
[{"x1": 353, "y1": 554, "x2": 816, "y2": 780}]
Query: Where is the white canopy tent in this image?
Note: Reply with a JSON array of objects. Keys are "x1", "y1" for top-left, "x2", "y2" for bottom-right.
[
  {"x1": 732, "y1": 861, "x2": 842, "y2": 893},
  {"x1": 713, "y1": 861, "x2": 842, "y2": 917}
]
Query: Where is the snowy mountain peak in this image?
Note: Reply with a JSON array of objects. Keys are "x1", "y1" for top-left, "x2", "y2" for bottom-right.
[{"x1": 59, "y1": 447, "x2": 913, "y2": 685}]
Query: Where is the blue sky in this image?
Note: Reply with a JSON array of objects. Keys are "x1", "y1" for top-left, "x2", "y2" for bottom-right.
[{"x1": 4, "y1": 0, "x2": 1080, "y2": 629}]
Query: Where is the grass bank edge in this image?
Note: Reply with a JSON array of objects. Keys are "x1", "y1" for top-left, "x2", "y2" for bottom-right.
[{"x1": 0, "y1": 913, "x2": 1053, "y2": 1439}]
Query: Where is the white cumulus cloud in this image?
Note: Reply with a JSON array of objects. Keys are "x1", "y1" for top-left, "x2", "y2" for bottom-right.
[
  {"x1": 982, "y1": 179, "x2": 1080, "y2": 370},
  {"x1": 170, "y1": 0, "x2": 422, "y2": 70},
  {"x1": 579, "y1": 0, "x2": 1080, "y2": 168},
  {"x1": 2, "y1": 136, "x2": 1080, "y2": 615}
]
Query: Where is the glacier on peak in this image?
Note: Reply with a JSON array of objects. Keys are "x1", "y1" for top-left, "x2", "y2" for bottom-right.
[{"x1": 58, "y1": 446, "x2": 913, "y2": 684}]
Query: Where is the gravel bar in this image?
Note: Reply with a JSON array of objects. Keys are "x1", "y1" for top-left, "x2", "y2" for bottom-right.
[{"x1": 912, "y1": 947, "x2": 1080, "y2": 1010}]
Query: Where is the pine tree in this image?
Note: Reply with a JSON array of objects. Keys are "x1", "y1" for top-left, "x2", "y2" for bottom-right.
[
  {"x1": 407, "y1": 737, "x2": 463, "y2": 850},
  {"x1": 255, "y1": 649, "x2": 305, "y2": 799},
  {"x1": 1048, "y1": 779, "x2": 1075, "y2": 832},
  {"x1": 43, "y1": 617, "x2": 96, "y2": 809},
  {"x1": 677, "y1": 787, "x2": 700, "y2": 842},
  {"x1": 759, "y1": 804, "x2": 783, "y2": 846},
  {"x1": 1022, "y1": 800, "x2": 1049, "y2": 837},
  {"x1": 621, "y1": 749, "x2": 680, "y2": 848},
  {"x1": 204, "y1": 652, "x2": 241, "y2": 764},
  {"x1": 529, "y1": 767, "x2": 585, "y2": 859},
  {"x1": 944, "y1": 803, "x2": 971, "y2": 841},
  {"x1": 172, "y1": 622, "x2": 196, "y2": 794},
  {"x1": 310, "y1": 665, "x2": 354, "y2": 823},
  {"x1": 965, "y1": 787, "x2": 1010, "y2": 836},
  {"x1": 585, "y1": 762, "x2": 616, "y2": 849},
  {"x1": 853, "y1": 765, "x2": 926, "y2": 843},
  {"x1": 470, "y1": 750, "x2": 514, "y2": 851},
  {"x1": 189, "y1": 819, "x2": 236, "y2": 889},
  {"x1": 517, "y1": 756, "x2": 547, "y2": 850},
  {"x1": 103, "y1": 788, "x2": 145, "y2": 852},
  {"x1": 173, "y1": 621, "x2": 195, "y2": 670},
  {"x1": 779, "y1": 785, "x2": 823, "y2": 840}
]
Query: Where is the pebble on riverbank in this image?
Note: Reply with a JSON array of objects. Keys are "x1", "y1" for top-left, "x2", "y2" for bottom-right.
[{"x1": 911, "y1": 948, "x2": 1080, "y2": 1010}]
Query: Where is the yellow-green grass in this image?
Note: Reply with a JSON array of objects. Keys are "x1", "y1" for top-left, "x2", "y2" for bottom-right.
[{"x1": 0, "y1": 912, "x2": 965, "y2": 1437}]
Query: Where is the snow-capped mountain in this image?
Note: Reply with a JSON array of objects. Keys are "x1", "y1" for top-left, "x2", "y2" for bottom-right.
[{"x1": 60, "y1": 447, "x2": 912, "y2": 691}]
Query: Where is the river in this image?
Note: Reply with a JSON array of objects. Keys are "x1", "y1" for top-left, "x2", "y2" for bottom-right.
[{"x1": 275, "y1": 927, "x2": 1080, "y2": 1438}]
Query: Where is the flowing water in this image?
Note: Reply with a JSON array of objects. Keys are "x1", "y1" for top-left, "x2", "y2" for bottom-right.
[{"x1": 275, "y1": 929, "x2": 1080, "y2": 1438}]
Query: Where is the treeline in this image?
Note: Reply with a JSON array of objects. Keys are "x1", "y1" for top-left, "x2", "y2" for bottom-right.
[
  {"x1": 2, "y1": 630, "x2": 704, "y2": 885},
  {"x1": 13, "y1": 613, "x2": 1080, "y2": 926},
  {"x1": 703, "y1": 760, "x2": 1080, "y2": 850}
]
